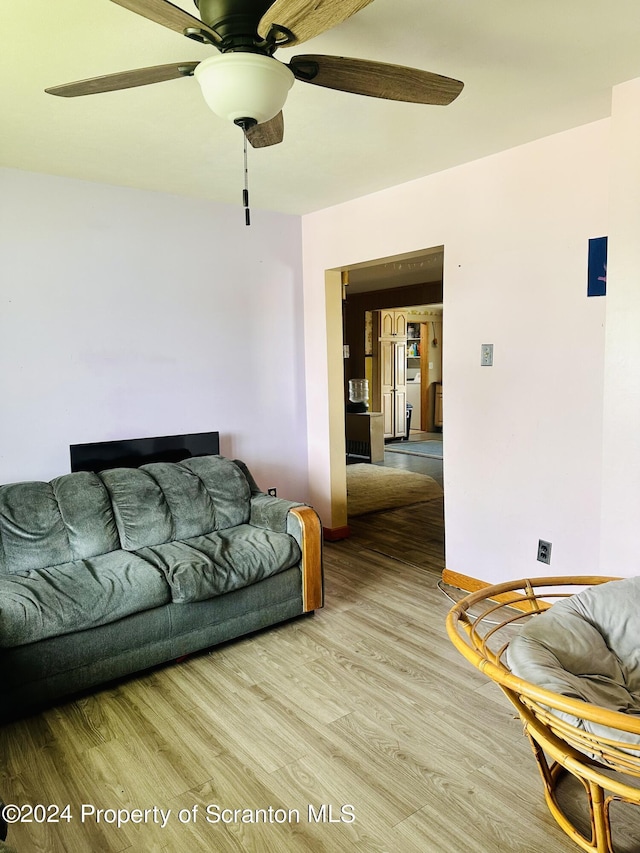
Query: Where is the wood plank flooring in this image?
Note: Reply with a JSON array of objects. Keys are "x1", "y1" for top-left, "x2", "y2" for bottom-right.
[{"x1": 1, "y1": 485, "x2": 636, "y2": 851}]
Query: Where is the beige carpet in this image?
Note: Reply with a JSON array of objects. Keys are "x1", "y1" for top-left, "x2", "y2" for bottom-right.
[{"x1": 346, "y1": 463, "x2": 443, "y2": 516}]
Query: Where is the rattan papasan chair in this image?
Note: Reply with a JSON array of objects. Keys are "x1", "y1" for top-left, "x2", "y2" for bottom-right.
[{"x1": 446, "y1": 575, "x2": 640, "y2": 853}]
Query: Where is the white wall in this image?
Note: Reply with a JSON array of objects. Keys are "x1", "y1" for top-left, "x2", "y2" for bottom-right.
[
  {"x1": 0, "y1": 168, "x2": 308, "y2": 500},
  {"x1": 6, "y1": 106, "x2": 635, "y2": 585},
  {"x1": 600, "y1": 79, "x2": 640, "y2": 574},
  {"x1": 302, "y1": 120, "x2": 610, "y2": 583}
]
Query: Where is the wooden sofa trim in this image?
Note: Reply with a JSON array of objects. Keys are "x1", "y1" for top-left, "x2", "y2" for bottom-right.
[{"x1": 290, "y1": 506, "x2": 323, "y2": 612}]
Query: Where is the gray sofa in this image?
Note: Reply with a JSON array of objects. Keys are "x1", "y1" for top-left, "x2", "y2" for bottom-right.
[{"x1": 0, "y1": 455, "x2": 323, "y2": 721}]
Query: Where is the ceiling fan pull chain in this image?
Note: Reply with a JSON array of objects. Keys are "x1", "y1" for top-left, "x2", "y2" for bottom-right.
[
  {"x1": 242, "y1": 122, "x2": 251, "y2": 226},
  {"x1": 234, "y1": 117, "x2": 256, "y2": 226}
]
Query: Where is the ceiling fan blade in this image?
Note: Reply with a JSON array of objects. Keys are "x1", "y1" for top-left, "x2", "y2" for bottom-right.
[
  {"x1": 290, "y1": 55, "x2": 464, "y2": 105},
  {"x1": 258, "y1": 0, "x2": 374, "y2": 46},
  {"x1": 110, "y1": 0, "x2": 220, "y2": 43},
  {"x1": 246, "y1": 112, "x2": 285, "y2": 148},
  {"x1": 45, "y1": 62, "x2": 199, "y2": 97}
]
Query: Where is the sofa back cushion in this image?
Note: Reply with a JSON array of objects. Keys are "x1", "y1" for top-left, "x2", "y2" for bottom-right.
[
  {"x1": 99, "y1": 456, "x2": 251, "y2": 551},
  {"x1": 0, "y1": 455, "x2": 253, "y2": 569},
  {"x1": 138, "y1": 461, "x2": 217, "y2": 541},
  {"x1": 179, "y1": 456, "x2": 251, "y2": 530},
  {"x1": 0, "y1": 472, "x2": 120, "y2": 574},
  {"x1": 99, "y1": 467, "x2": 175, "y2": 550}
]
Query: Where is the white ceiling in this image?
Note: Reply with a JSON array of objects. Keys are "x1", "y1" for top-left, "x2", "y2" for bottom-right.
[{"x1": 3, "y1": 1, "x2": 640, "y2": 216}]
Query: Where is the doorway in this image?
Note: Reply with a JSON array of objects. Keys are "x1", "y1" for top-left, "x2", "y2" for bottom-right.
[{"x1": 337, "y1": 246, "x2": 445, "y2": 521}]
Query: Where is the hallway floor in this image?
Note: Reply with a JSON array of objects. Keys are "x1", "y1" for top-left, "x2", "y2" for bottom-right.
[{"x1": 379, "y1": 431, "x2": 443, "y2": 487}]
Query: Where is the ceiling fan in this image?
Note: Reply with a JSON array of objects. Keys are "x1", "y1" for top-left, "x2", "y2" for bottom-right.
[{"x1": 46, "y1": 0, "x2": 465, "y2": 149}]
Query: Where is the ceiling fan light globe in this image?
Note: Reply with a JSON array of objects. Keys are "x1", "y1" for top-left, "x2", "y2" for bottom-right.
[{"x1": 194, "y1": 53, "x2": 294, "y2": 125}]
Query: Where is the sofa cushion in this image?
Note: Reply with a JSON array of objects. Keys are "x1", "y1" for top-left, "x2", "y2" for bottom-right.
[
  {"x1": 136, "y1": 524, "x2": 301, "y2": 603},
  {"x1": 99, "y1": 467, "x2": 175, "y2": 550},
  {"x1": 0, "y1": 550, "x2": 170, "y2": 648},
  {"x1": 0, "y1": 473, "x2": 120, "y2": 574},
  {"x1": 98, "y1": 456, "x2": 252, "y2": 551},
  {"x1": 139, "y1": 461, "x2": 217, "y2": 540},
  {"x1": 52, "y1": 473, "x2": 121, "y2": 560},
  {"x1": 179, "y1": 456, "x2": 251, "y2": 530}
]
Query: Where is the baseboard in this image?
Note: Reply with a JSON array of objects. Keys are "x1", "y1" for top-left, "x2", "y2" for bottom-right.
[
  {"x1": 441, "y1": 569, "x2": 489, "y2": 594},
  {"x1": 323, "y1": 526, "x2": 350, "y2": 541}
]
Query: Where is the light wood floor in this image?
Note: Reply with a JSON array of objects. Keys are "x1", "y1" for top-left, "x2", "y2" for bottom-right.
[{"x1": 1, "y1": 493, "x2": 636, "y2": 851}]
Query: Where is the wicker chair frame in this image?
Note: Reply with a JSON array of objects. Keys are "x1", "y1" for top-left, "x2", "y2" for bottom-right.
[{"x1": 445, "y1": 575, "x2": 640, "y2": 853}]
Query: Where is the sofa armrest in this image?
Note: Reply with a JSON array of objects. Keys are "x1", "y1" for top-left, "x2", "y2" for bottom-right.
[
  {"x1": 249, "y1": 492, "x2": 302, "y2": 533},
  {"x1": 288, "y1": 506, "x2": 323, "y2": 612},
  {"x1": 249, "y1": 493, "x2": 323, "y2": 612}
]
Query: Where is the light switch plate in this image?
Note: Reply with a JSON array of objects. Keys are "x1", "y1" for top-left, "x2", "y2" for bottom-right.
[{"x1": 481, "y1": 344, "x2": 493, "y2": 366}]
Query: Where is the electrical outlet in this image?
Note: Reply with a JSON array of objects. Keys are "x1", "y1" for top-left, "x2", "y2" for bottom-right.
[
  {"x1": 267, "y1": 488, "x2": 277, "y2": 497},
  {"x1": 537, "y1": 539, "x2": 552, "y2": 564}
]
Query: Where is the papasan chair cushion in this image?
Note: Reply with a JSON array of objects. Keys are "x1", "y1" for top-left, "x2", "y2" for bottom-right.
[{"x1": 506, "y1": 575, "x2": 640, "y2": 751}]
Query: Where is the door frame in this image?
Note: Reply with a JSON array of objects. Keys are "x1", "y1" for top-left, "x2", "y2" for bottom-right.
[{"x1": 324, "y1": 247, "x2": 444, "y2": 533}]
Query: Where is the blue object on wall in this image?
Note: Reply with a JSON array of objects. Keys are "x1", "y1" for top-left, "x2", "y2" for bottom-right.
[{"x1": 588, "y1": 236, "x2": 607, "y2": 297}]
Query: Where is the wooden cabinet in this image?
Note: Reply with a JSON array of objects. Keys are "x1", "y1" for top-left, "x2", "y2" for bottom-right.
[
  {"x1": 434, "y1": 383, "x2": 443, "y2": 428},
  {"x1": 373, "y1": 311, "x2": 408, "y2": 440},
  {"x1": 380, "y1": 337, "x2": 407, "y2": 437},
  {"x1": 372, "y1": 311, "x2": 441, "y2": 435},
  {"x1": 379, "y1": 309, "x2": 407, "y2": 339}
]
